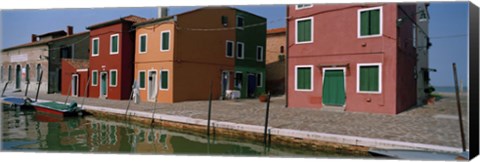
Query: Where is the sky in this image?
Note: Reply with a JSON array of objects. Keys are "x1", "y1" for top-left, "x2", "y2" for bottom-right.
[{"x1": 0, "y1": 2, "x2": 469, "y2": 87}]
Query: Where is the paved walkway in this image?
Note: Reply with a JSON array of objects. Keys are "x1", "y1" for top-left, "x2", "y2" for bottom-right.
[{"x1": 3, "y1": 91, "x2": 469, "y2": 149}]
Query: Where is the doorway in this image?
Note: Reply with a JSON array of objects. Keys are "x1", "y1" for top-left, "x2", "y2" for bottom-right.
[
  {"x1": 322, "y1": 68, "x2": 346, "y2": 106},
  {"x1": 15, "y1": 65, "x2": 21, "y2": 89},
  {"x1": 148, "y1": 70, "x2": 157, "y2": 101},
  {"x1": 100, "y1": 72, "x2": 108, "y2": 98},
  {"x1": 221, "y1": 71, "x2": 230, "y2": 98},
  {"x1": 247, "y1": 73, "x2": 257, "y2": 98},
  {"x1": 71, "y1": 74, "x2": 79, "y2": 97}
]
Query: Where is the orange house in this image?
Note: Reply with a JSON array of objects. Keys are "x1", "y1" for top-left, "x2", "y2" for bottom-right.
[{"x1": 133, "y1": 7, "x2": 266, "y2": 103}]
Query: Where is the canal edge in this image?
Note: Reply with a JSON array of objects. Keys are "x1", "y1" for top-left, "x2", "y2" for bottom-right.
[{"x1": 47, "y1": 98, "x2": 463, "y2": 155}]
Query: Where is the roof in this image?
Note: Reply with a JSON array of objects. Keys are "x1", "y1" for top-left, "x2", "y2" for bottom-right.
[
  {"x1": 132, "y1": 16, "x2": 175, "y2": 28},
  {"x1": 37, "y1": 30, "x2": 67, "y2": 37},
  {"x1": 2, "y1": 31, "x2": 89, "y2": 52},
  {"x1": 86, "y1": 15, "x2": 147, "y2": 30},
  {"x1": 177, "y1": 6, "x2": 267, "y2": 20},
  {"x1": 64, "y1": 59, "x2": 89, "y2": 69},
  {"x1": 267, "y1": 27, "x2": 286, "y2": 35},
  {"x1": 133, "y1": 6, "x2": 267, "y2": 28}
]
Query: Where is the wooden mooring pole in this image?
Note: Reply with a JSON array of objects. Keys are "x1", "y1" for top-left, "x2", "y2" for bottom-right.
[
  {"x1": 207, "y1": 80, "x2": 213, "y2": 136},
  {"x1": 150, "y1": 88, "x2": 159, "y2": 125},
  {"x1": 80, "y1": 76, "x2": 91, "y2": 110},
  {"x1": 35, "y1": 71, "x2": 43, "y2": 102},
  {"x1": 1, "y1": 81, "x2": 9, "y2": 97},
  {"x1": 263, "y1": 92, "x2": 271, "y2": 145},
  {"x1": 124, "y1": 80, "x2": 137, "y2": 120},
  {"x1": 24, "y1": 81, "x2": 30, "y2": 97},
  {"x1": 453, "y1": 63, "x2": 466, "y2": 152}
]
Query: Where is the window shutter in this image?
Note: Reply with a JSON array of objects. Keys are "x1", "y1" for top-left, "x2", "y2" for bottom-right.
[
  {"x1": 111, "y1": 71, "x2": 117, "y2": 86},
  {"x1": 93, "y1": 72, "x2": 97, "y2": 85},
  {"x1": 304, "y1": 20, "x2": 311, "y2": 41},
  {"x1": 297, "y1": 21, "x2": 304, "y2": 42},
  {"x1": 93, "y1": 40, "x2": 99, "y2": 54},
  {"x1": 112, "y1": 36, "x2": 118, "y2": 53},
  {"x1": 360, "y1": 11, "x2": 370, "y2": 36},
  {"x1": 162, "y1": 32, "x2": 169, "y2": 50},
  {"x1": 161, "y1": 71, "x2": 168, "y2": 89},
  {"x1": 370, "y1": 9, "x2": 380, "y2": 35},
  {"x1": 140, "y1": 36, "x2": 146, "y2": 52},
  {"x1": 140, "y1": 72, "x2": 145, "y2": 88}
]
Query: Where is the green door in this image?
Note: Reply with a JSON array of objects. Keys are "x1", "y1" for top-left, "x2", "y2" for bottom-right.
[{"x1": 322, "y1": 70, "x2": 346, "y2": 106}]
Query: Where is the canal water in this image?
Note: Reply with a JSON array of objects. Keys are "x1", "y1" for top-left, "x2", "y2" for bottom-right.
[{"x1": 1, "y1": 105, "x2": 366, "y2": 158}]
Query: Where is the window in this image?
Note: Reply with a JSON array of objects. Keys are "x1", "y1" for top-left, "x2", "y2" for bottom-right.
[
  {"x1": 92, "y1": 70, "x2": 98, "y2": 86},
  {"x1": 25, "y1": 64, "x2": 30, "y2": 82},
  {"x1": 36, "y1": 64, "x2": 41, "y2": 82},
  {"x1": 419, "y1": 11, "x2": 428, "y2": 21},
  {"x1": 110, "y1": 34, "x2": 119, "y2": 54},
  {"x1": 160, "y1": 70, "x2": 168, "y2": 90},
  {"x1": 357, "y1": 63, "x2": 382, "y2": 93},
  {"x1": 236, "y1": 16, "x2": 244, "y2": 29},
  {"x1": 256, "y1": 46, "x2": 264, "y2": 62},
  {"x1": 221, "y1": 16, "x2": 228, "y2": 27},
  {"x1": 60, "y1": 46, "x2": 73, "y2": 58},
  {"x1": 235, "y1": 72, "x2": 243, "y2": 88},
  {"x1": 139, "y1": 34, "x2": 147, "y2": 53},
  {"x1": 358, "y1": 7, "x2": 382, "y2": 38},
  {"x1": 256, "y1": 73, "x2": 262, "y2": 87},
  {"x1": 161, "y1": 31, "x2": 170, "y2": 52},
  {"x1": 226, "y1": 40, "x2": 234, "y2": 58},
  {"x1": 139, "y1": 71, "x2": 146, "y2": 89},
  {"x1": 92, "y1": 38, "x2": 99, "y2": 56},
  {"x1": 295, "y1": 65, "x2": 313, "y2": 91},
  {"x1": 412, "y1": 24, "x2": 416, "y2": 48},
  {"x1": 0, "y1": 66, "x2": 3, "y2": 82},
  {"x1": 8, "y1": 65, "x2": 12, "y2": 81},
  {"x1": 295, "y1": 17, "x2": 313, "y2": 44},
  {"x1": 109, "y1": 70, "x2": 117, "y2": 87},
  {"x1": 236, "y1": 42, "x2": 244, "y2": 59},
  {"x1": 296, "y1": 4, "x2": 313, "y2": 10}
]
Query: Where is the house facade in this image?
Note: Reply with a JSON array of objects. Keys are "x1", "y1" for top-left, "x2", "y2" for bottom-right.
[
  {"x1": 61, "y1": 59, "x2": 89, "y2": 97},
  {"x1": 287, "y1": 4, "x2": 420, "y2": 114},
  {"x1": 47, "y1": 27, "x2": 89, "y2": 94},
  {"x1": 86, "y1": 15, "x2": 146, "y2": 100},
  {"x1": 265, "y1": 28, "x2": 286, "y2": 96},
  {"x1": 1, "y1": 26, "x2": 82, "y2": 95},
  {"x1": 415, "y1": 3, "x2": 432, "y2": 105},
  {"x1": 133, "y1": 7, "x2": 266, "y2": 103}
]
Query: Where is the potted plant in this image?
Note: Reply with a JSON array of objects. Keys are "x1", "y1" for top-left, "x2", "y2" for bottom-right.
[
  {"x1": 258, "y1": 93, "x2": 269, "y2": 102},
  {"x1": 424, "y1": 86, "x2": 436, "y2": 105}
]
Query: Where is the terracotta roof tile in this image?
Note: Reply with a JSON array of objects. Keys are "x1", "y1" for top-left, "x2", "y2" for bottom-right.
[
  {"x1": 267, "y1": 27, "x2": 286, "y2": 35},
  {"x1": 64, "y1": 59, "x2": 89, "y2": 69},
  {"x1": 2, "y1": 31, "x2": 89, "y2": 52}
]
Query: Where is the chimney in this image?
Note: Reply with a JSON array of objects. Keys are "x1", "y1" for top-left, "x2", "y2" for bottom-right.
[
  {"x1": 158, "y1": 7, "x2": 168, "y2": 18},
  {"x1": 31, "y1": 34, "x2": 37, "y2": 42},
  {"x1": 67, "y1": 26, "x2": 74, "y2": 35}
]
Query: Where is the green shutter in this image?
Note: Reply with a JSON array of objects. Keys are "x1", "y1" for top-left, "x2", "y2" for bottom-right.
[
  {"x1": 297, "y1": 67, "x2": 311, "y2": 90},
  {"x1": 227, "y1": 42, "x2": 233, "y2": 56},
  {"x1": 360, "y1": 11, "x2": 370, "y2": 36},
  {"x1": 140, "y1": 72, "x2": 145, "y2": 88},
  {"x1": 111, "y1": 36, "x2": 118, "y2": 53},
  {"x1": 359, "y1": 66, "x2": 379, "y2": 92},
  {"x1": 297, "y1": 19, "x2": 311, "y2": 42},
  {"x1": 140, "y1": 36, "x2": 146, "y2": 52},
  {"x1": 111, "y1": 71, "x2": 117, "y2": 86},
  {"x1": 162, "y1": 32, "x2": 169, "y2": 51},
  {"x1": 92, "y1": 71, "x2": 97, "y2": 85},
  {"x1": 369, "y1": 9, "x2": 380, "y2": 35},
  {"x1": 161, "y1": 71, "x2": 168, "y2": 89},
  {"x1": 93, "y1": 39, "x2": 99, "y2": 54}
]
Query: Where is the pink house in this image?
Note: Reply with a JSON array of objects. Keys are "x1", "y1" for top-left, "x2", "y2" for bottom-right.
[{"x1": 287, "y1": 4, "x2": 419, "y2": 114}]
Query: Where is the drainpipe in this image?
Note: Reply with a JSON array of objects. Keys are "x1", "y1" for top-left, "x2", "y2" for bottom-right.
[{"x1": 285, "y1": 5, "x2": 289, "y2": 108}]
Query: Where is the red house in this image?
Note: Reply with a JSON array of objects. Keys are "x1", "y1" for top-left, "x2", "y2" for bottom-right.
[
  {"x1": 86, "y1": 15, "x2": 147, "y2": 100},
  {"x1": 61, "y1": 59, "x2": 89, "y2": 97},
  {"x1": 287, "y1": 4, "x2": 421, "y2": 114}
]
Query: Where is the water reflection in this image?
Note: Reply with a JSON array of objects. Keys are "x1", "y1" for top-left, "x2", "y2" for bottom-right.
[{"x1": 2, "y1": 107, "x2": 361, "y2": 158}]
